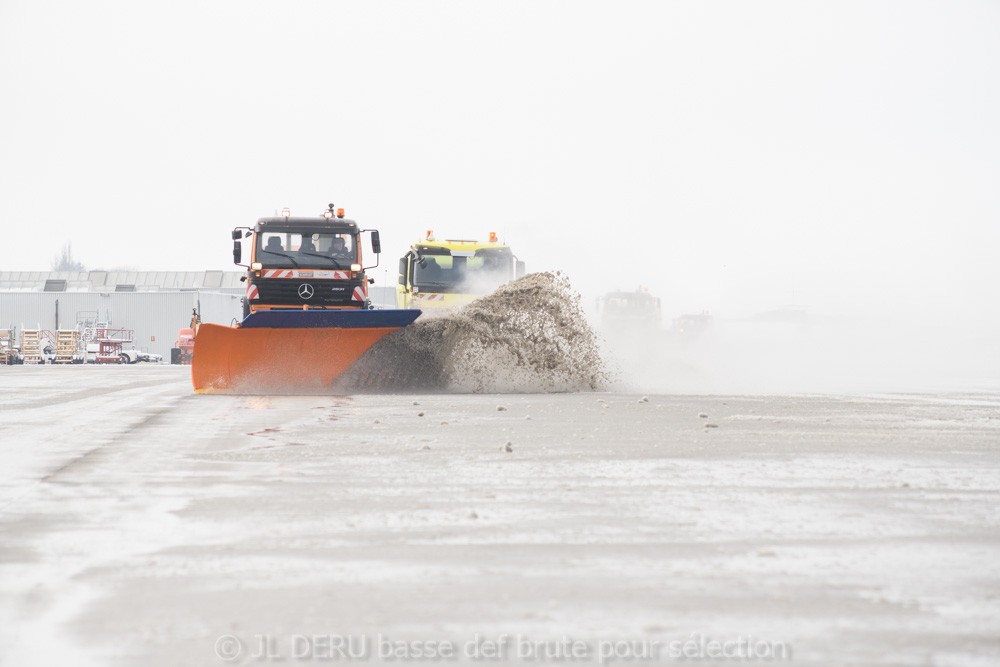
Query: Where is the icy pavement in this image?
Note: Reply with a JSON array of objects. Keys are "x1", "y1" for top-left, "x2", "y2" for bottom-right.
[{"x1": 1, "y1": 366, "x2": 999, "y2": 666}]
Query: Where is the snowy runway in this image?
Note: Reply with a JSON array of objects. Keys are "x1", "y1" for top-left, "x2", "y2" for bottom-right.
[{"x1": 1, "y1": 366, "x2": 998, "y2": 665}]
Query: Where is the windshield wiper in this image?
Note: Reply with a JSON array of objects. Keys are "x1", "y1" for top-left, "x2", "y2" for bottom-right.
[
  {"x1": 299, "y1": 252, "x2": 356, "y2": 268},
  {"x1": 261, "y1": 251, "x2": 300, "y2": 268},
  {"x1": 298, "y1": 252, "x2": 339, "y2": 265}
]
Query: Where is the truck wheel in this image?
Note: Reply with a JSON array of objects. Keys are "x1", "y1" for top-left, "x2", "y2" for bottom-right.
[{"x1": 119, "y1": 354, "x2": 129, "y2": 364}]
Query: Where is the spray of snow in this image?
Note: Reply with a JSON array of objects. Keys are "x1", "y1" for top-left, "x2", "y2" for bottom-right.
[{"x1": 339, "y1": 272, "x2": 608, "y2": 393}]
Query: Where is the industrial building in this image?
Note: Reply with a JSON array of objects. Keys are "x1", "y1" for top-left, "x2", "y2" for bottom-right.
[
  {"x1": 0, "y1": 271, "x2": 400, "y2": 363},
  {"x1": 0, "y1": 270, "x2": 244, "y2": 362}
]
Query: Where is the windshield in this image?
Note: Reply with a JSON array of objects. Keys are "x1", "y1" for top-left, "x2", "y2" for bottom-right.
[
  {"x1": 256, "y1": 231, "x2": 358, "y2": 269},
  {"x1": 414, "y1": 248, "x2": 513, "y2": 294}
]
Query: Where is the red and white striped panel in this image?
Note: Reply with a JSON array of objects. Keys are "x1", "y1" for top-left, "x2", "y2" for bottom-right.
[
  {"x1": 247, "y1": 284, "x2": 260, "y2": 300},
  {"x1": 351, "y1": 286, "x2": 366, "y2": 301},
  {"x1": 261, "y1": 269, "x2": 351, "y2": 279},
  {"x1": 418, "y1": 294, "x2": 445, "y2": 301}
]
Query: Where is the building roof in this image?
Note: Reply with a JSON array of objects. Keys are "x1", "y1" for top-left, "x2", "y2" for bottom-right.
[{"x1": 0, "y1": 270, "x2": 245, "y2": 293}]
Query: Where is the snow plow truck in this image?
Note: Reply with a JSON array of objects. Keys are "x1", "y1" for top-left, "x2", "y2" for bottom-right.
[
  {"x1": 396, "y1": 231, "x2": 525, "y2": 309},
  {"x1": 191, "y1": 204, "x2": 421, "y2": 393}
]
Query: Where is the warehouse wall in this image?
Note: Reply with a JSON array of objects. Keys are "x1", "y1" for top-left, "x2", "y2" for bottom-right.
[
  {"x1": 369, "y1": 286, "x2": 397, "y2": 308},
  {"x1": 197, "y1": 292, "x2": 244, "y2": 327},
  {"x1": 0, "y1": 292, "x2": 242, "y2": 360}
]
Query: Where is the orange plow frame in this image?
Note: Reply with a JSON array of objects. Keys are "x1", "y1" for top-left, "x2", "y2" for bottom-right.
[{"x1": 191, "y1": 310, "x2": 421, "y2": 394}]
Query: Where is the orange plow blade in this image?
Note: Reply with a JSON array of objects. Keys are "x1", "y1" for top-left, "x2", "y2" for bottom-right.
[{"x1": 191, "y1": 310, "x2": 421, "y2": 394}]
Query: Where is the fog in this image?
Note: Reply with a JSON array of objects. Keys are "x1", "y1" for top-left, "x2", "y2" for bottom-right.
[
  {"x1": 1, "y1": 1, "x2": 997, "y2": 391},
  {"x1": 599, "y1": 313, "x2": 1000, "y2": 394}
]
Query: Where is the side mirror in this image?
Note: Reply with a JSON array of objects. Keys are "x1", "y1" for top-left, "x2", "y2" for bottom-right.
[
  {"x1": 231, "y1": 230, "x2": 241, "y2": 240},
  {"x1": 515, "y1": 260, "x2": 526, "y2": 279},
  {"x1": 371, "y1": 230, "x2": 381, "y2": 255},
  {"x1": 233, "y1": 240, "x2": 242, "y2": 265},
  {"x1": 397, "y1": 257, "x2": 407, "y2": 285}
]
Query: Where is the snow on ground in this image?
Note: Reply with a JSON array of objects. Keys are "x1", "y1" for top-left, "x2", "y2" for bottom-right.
[{"x1": 1, "y1": 365, "x2": 999, "y2": 665}]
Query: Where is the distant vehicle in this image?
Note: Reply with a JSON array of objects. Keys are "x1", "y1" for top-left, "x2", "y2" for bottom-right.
[
  {"x1": 82, "y1": 324, "x2": 135, "y2": 364},
  {"x1": 171, "y1": 308, "x2": 201, "y2": 365},
  {"x1": 672, "y1": 311, "x2": 712, "y2": 335},
  {"x1": 121, "y1": 349, "x2": 164, "y2": 364},
  {"x1": 397, "y1": 231, "x2": 525, "y2": 309},
  {"x1": 596, "y1": 288, "x2": 662, "y2": 330},
  {"x1": 0, "y1": 327, "x2": 22, "y2": 365},
  {"x1": 87, "y1": 344, "x2": 162, "y2": 364}
]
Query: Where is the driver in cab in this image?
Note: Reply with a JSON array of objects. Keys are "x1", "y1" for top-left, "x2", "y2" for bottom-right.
[{"x1": 328, "y1": 237, "x2": 352, "y2": 263}]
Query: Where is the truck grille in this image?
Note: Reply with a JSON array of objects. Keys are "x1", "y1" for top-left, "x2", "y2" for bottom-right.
[{"x1": 252, "y1": 279, "x2": 361, "y2": 307}]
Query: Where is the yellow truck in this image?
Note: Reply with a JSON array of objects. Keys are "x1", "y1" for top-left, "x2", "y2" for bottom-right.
[{"x1": 397, "y1": 231, "x2": 525, "y2": 309}]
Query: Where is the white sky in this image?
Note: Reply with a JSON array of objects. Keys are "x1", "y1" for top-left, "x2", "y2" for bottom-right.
[{"x1": 2, "y1": 0, "x2": 998, "y2": 326}]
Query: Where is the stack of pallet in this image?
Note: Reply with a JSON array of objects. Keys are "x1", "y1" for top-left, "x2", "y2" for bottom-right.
[
  {"x1": 55, "y1": 329, "x2": 80, "y2": 363},
  {"x1": 20, "y1": 329, "x2": 42, "y2": 364},
  {"x1": 0, "y1": 328, "x2": 14, "y2": 364}
]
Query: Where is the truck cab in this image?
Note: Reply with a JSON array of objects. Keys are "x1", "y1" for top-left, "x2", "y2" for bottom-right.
[
  {"x1": 234, "y1": 205, "x2": 380, "y2": 318},
  {"x1": 596, "y1": 289, "x2": 663, "y2": 331},
  {"x1": 396, "y1": 232, "x2": 524, "y2": 309}
]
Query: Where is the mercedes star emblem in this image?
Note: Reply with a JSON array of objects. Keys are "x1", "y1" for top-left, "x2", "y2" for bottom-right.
[{"x1": 298, "y1": 283, "x2": 315, "y2": 299}]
